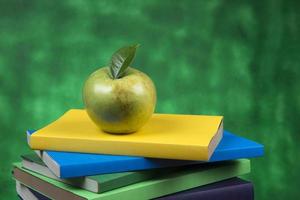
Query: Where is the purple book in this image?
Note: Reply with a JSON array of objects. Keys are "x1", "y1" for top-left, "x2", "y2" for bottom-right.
[{"x1": 155, "y1": 178, "x2": 254, "y2": 200}]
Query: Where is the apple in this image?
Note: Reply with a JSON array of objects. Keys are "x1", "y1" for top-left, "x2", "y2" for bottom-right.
[{"x1": 83, "y1": 45, "x2": 156, "y2": 134}]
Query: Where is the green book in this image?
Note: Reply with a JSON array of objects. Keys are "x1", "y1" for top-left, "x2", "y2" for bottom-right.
[
  {"x1": 13, "y1": 159, "x2": 250, "y2": 200},
  {"x1": 22, "y1": 153, "x2": 159, "y2": 193}
]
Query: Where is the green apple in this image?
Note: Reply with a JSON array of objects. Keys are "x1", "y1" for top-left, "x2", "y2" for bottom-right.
[{"x1": 83, "y1": 45, "x2": 156, "y2": 134}]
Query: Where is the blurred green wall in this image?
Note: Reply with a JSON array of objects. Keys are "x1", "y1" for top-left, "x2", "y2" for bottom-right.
[{"x1": 1, "y1": 0, "x2": 299, "y2": 199}]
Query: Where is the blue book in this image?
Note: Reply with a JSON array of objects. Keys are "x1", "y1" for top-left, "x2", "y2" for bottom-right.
[{"x1": 27, "y1": 130, "x2": 263, "y2": 178}]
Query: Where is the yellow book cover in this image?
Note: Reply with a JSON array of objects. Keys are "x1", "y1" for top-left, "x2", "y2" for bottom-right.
[{"x1": 28, "y1": 109, "x2": 223, "y2": 160}]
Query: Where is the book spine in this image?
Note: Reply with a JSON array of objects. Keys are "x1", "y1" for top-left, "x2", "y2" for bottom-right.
[
  {"x1": 29, "y1": 136, "x2": 208, "y2": 161},
  {"x1": 60, "y1": 158, "x2": 197, "y2": 178},
  {"x1": 156, "y1": 182, "x2": 254, "y2": 200}
]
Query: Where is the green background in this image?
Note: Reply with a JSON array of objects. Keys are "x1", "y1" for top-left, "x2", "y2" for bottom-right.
[{"x1": 1, "y1": 0, "x2": 299, "y2": 199}]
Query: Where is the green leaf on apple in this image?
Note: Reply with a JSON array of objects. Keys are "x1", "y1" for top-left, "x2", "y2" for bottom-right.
[{"x1": 109, "y1": 44, "x2": 140, "y2": 79}]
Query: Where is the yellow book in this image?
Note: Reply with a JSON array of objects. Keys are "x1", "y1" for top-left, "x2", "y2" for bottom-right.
[{"x1": 28, "y1": 109, "x2": 223, "y2": 160}]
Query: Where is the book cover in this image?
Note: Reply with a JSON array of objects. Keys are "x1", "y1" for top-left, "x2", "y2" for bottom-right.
[
  {"x1": 17, "y1": 178, "x2": 254, "y2": 200},
  {"x1": 156, "y1": 177, "x2": 254, "y2": 200},
  {"x1": 22, "y1": 153, "x2": 172, "y2": 193},
  {"x1": 27, "y1": 130, "x2": 263, "y2": 178},
  {"x1": 28, "y1": 109, "x2": 223, "y2": 160},
  {"x1": 12, "y1": 159, "x2": 250, "y2": 200}
]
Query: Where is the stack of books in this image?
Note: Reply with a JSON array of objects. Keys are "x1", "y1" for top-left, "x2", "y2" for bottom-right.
[{"x1": 13, "y1": 109, "x2": 264, "y2": 200}]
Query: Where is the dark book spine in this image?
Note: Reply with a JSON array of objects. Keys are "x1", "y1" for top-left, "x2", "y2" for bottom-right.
[
  {"x1": 29, "y1": 188, "x2": 51, "y2": 200},
  {"x1": 156, "y1": 179, "x2": 254, "y2": 200}
]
